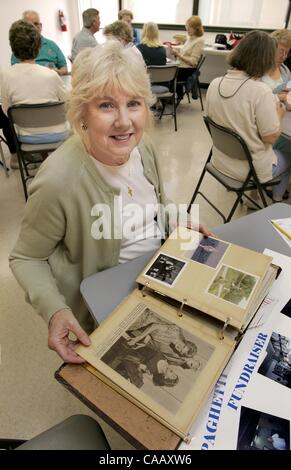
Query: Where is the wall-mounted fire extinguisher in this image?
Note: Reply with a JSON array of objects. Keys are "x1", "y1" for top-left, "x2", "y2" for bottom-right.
[{"x1": 58, "y1": 9, "x2": 67, "y2": 32}]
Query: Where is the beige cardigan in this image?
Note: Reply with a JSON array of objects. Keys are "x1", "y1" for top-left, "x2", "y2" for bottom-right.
[
  {"x1": 9, "y1": 134, "x2": 168, "y2": 331},
  {"x1": 179, "y1": 36, "x2": 204, "y2": 68}
]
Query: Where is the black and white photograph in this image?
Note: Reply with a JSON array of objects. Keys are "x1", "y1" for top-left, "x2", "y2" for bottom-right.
[
  {"x1": 100, "y1": 307, "x2": 214, "y2": 414},
  {"x1": 281, "y1": 299, "x2": 291, "y2": 319},
  {"x1": 185, "y1": 236, "x2": 229, "y2": 269},
  {"x1": 144, "y1": 253, "x2": 187, "y2": 287},
  {"x1": 258, "y1": 332, "x2": 291, "y2": 389},
  {"x1": 207, "y1": 264, "x2": 258, "y2": 308},
  {"x1": 236, "y1": 406, "x2": 290, "y2": 450}
]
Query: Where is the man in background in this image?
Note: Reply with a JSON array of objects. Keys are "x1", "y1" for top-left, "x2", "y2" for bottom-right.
[
  {"x1": 71, "y1": 8, "x2": 100, "y2": 61},
  {"x1": 11, "y1": 10, "x2": 68, "y2": 76}
]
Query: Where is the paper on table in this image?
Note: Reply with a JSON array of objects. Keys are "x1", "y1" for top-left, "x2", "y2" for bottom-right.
[{"x1": 270, "y1": 218, "x2": 291, "y2": 248}]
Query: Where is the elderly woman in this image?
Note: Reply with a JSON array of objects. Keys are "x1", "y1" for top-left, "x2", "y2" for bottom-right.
[
  {"x1": 206, "y1": 30, "x2": 291, "y2": 203},
  {"x1": 9, "y1": 41, "x2": 210, "y2": 363},
  {"x1": 261, "y1": 29, "x2": 291, "y2": 101},
  {"x1": 103, "y1": 20, "x2": 142, "y2": 59},
  {"x1": 118, "y1": 8, "x2": 140, "y2": 45},
  {"x1": 1, "y1": 20, "x2": 68, "y2": 144},
  {"x1": 137, "y1": 22, "x2": 166, "y2": 66},
  {"x1": 170, "y1": 15, "x2": 204, "y2": 101}
]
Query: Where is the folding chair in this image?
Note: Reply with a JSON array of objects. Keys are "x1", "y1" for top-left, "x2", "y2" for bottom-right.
[
  {"x1": 4, "y1": 415, "x2": 110, "y2": 450},
  {"x1": 147, "y1": 65, "x2": 178, "y2": 131},
  {"x1": 8, "y1": 102, "x2": 67, "y2": 200},
  {"x1": 188, "y1": 116, "x2": 283, "y2": 223}
]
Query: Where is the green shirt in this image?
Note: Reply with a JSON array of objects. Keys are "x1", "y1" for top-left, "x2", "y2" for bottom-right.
[
  {"x1": 11, "y1": 36, "x2": 67, "y2": 70},
  {"x1": 9, "y1": 134, "x2": 168, "y2": 332}
]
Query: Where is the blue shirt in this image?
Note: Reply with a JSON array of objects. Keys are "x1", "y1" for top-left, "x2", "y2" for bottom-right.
[{"x1": 11, "y1": 36, "x2": 67, "y2": 69}]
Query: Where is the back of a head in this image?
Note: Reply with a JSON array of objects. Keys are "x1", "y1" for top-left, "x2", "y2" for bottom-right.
[
  {"x1": 228, "y1": 30, "x2": 277, "y2": 78},
  {"x1": 9, "y1": 19, "x2": 41, "y2": 61},
  {"x1": 141, "y1": 22, "x2": 161, "y2": 47},
  {"x1": 82, "y1": 8, "x2": 99, "y2": 28},
  {"x1": 270, "y1": 29, "x2": 291, "y2": 49},
  {"x1": 118, "y1": 9, "x2": 133, "y2": 21},
  {"x1": 104, "y1": 20, "x2": 133, "y2": 44},
  {"x1": 69, "y1": 41, "x2": 154, "y2": 135},
  {"x1": 187, "y1": 15, "x2": 204, "y2": 37},
  {"x1": 22, "y1": 9, "x2": 39, "y2": 22}
]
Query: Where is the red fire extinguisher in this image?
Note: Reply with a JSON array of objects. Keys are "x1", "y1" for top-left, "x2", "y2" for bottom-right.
[{"x1": 59, "y1": 10, "x2": 67, "y2": 32}]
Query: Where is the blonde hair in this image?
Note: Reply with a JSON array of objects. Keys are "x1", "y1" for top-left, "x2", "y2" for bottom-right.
[
  {"x1": 104, "y1": 20, "x2": 133, "y2": 44},
  {"x1": 271, "y1": 29, "x2": 291, "y2": 49},
  {"x1": 68, "y1": 41, "x2": 154, "y2": 136},
  {"x1": 186, "y1": 15, "x2": 204, "y2": 37},
  {"x1": 141, "y1": 22, "x2": 162, "y2": 47}
]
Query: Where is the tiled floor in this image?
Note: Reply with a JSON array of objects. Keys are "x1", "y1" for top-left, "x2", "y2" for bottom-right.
[{"x1": 0, "y1": 94, "x2": 286, "y2": 449}]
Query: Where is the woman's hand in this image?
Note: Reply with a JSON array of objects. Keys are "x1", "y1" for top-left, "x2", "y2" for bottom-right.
[
  {"x1": 48, "y1": 309, "x2": 91, "y2": 363},
  {"x1": 170, "y1": 47, "x2": 179, "y2": 58}
]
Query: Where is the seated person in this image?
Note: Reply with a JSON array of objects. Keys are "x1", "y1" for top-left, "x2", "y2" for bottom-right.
[
  {"x1": 261, "y1": 29, "x2": 291, "y2": 103},
  {"x1": 206, "y1": 30, "x2": 291, "y2": 203},
  {"x1": 2, "y1": 20, "x2": 68, "y2": 144},
  {"x1": 9, "y1": 40, "x2": 211, "y2": 363},
  {"x1": 11, "y1": 10, "x2": 67, "y2": 76},
  {"x1": 71, "y1": 8, "x2": 100, "y2": 62},
  {"x1": 137, "y1": 22, "x2": 166, "y2": 66},
  {"x1": 103, "y1": 20, "x2": 142, "y2": 59},
  {"x1": 170, "y1": 15, "x2": 204, "y2": 101},
  {"x1": 118, "y1": 8, "x2": 140, "y2": 46}
]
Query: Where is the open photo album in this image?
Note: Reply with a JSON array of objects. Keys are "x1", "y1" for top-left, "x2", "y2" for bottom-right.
[{"x1": 77, "y1": 227, "x2": 280, "y2": 440}]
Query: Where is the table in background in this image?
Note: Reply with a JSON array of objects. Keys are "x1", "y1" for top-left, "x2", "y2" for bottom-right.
[{"x1": 56, "y1": 203, "x2": 291, "y2": 450}]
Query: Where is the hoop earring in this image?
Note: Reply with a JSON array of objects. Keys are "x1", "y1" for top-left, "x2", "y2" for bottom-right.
[{"x1": 81, "y1": 122, "x2": 88, "y2": 131}]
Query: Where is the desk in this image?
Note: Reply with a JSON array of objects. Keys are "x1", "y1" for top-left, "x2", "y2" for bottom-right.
[
  {"x1": 282, "y1": 110, "x2": 291, "y2": 140},
  {"x1": 81, "y1": 203, "x2": 291, "y2": 325},
  {"x1": 56, "y1": 203, "x2": 291, "y2": 449}
]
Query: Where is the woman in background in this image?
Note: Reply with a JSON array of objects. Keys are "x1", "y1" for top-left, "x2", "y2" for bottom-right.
[
  {"x1": 137, "y1": 22, "x2": 166, "y2": 66},
  {"x1": 1, "y1": 20, "x2": 68, "y2": 144},
  {"x1": 206, "y1": 30, "x2": 291, "y2": 203},
  {"x1": 170, "y1": 15, "x2": 204, "y2": 101},
  {"x1": 104, "y1": 20, "x2": 142, "y2": 58},
  {"x1": 261, "y1": 29, "x2": 291, "y2": 101},
  {"x1": 118, "y1": 8, "x2": 140, "y2": 45}
]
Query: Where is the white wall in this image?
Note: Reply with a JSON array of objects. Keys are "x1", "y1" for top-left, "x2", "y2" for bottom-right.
[{"x1": 0, "y1": 0, "x2": 81, "y2": 70}]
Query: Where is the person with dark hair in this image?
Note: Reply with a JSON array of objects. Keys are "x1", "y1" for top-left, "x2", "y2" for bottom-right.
[
  {"x1": 11, "y1": 10, "x2": 67, "y2": 75},
  {"x1": 206, "y1": 30, "x2": 291, "y2": 203},
  {"x1": 170, "y1": 15, "x2": 204, "y2": 102},
  {"x1": 118, "y1": 8, "x2": 140, "y2": 45},
  {"x1": 1, "y1": 20, "x2": 68, "y2": 144},
  {"x1": 71, "y1": 8, "x2": 100, "y2": 61}
]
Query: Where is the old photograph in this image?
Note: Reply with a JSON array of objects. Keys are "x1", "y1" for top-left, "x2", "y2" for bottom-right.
[
  {"x1": 100, "y1": 307, "x2": 214, "y2": 414},
  {"x1": 144, "y1": 253, "x2": 186, "y2": 287},
  {"x1": 207, "y1": 264, "x2": 258, "y2": 308},
  {"x1": 236, "y1": 406, "x2": 290, "y2": 450},
  {"x1": 185, "y1": 236, "x2": 229, "y2": 269},
  {"x1": 281, "y1": 299, "x2": 291, "y2": 319},
  {"x1": 258, "y1": 332, "x2": 291, "y2": 389}
]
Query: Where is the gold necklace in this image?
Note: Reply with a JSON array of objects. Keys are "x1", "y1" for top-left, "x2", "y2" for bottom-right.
[{"x1": 127, "y1": 157, "x2": 133, "y2": 197}]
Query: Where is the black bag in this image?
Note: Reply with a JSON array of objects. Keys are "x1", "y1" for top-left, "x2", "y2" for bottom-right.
[
  {"x1": 186, "y1": 70, "x2": 199, "y2": 100},
  {"x1": 215, "y1": 34, "x2": 228, "y2": 46}
]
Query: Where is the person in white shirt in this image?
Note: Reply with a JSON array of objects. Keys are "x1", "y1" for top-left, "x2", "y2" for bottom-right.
[
  {"x1": 170, "y1": 15, "x2": 204, "y2": 101},
  {"x1": 206, "y1": 30, "x2": 291, "y2": 202},
  {"x1": 268, "y1": 433, "x2": 287, "y2": 450},
  {"x1": 71, "y1": 8, "x2": 100, "y2": 62},
  {"x1": 2, "y1": 20, "x2": 68, "y2": 145}
]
